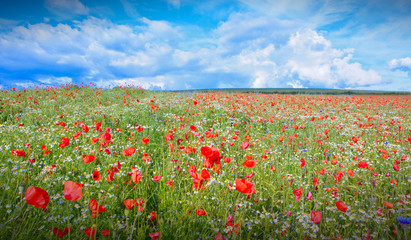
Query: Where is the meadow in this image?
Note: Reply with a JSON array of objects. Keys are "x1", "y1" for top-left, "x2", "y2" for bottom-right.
[{"x1": 0, "y1": 85, "x2": 410, "y2": 240}]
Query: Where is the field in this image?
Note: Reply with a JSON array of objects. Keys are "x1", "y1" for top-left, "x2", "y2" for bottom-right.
[{"x1": 0, "y1": 85, "x2": 410, "y2": 240}]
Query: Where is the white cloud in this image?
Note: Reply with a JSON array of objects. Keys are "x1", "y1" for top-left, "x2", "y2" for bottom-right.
[
  {"x1": 38, "y1": 76, "x2": 72, "y2": 85},
  {"x1": 286, "y1": 80, "x2": 305, "y2": 88},
  {"x1": 389, "y1": 57, "x2": 411, "y2": 76},
  {"x1": 283, "y1": 30, "x2": 383, "y2": 88},
  {"x1": 45, "y1": 0, "x2": 89, "y2": 16},
  {"x1": 14, "y1": 82, "x2": 38, "y2": 89},
  {"x1": 204, "y1": 15, "x2": 384, "y2": 89},
  {"x1": 94, "y1": 76, "x2": 168, "y2": 90}
]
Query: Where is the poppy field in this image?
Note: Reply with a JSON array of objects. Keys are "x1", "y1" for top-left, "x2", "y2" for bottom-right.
[{"x1": 0, "y1": 85, "x2": 410, "y2": 240}]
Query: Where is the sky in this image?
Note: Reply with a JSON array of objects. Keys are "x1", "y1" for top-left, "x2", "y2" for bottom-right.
[{"x1": 0, "y1": 0, "x2": 410, "y2": 91}]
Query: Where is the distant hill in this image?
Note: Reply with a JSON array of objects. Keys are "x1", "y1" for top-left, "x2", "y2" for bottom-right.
[{"x1": 167, "y1": 88, "x2": 411, "y2": 95}]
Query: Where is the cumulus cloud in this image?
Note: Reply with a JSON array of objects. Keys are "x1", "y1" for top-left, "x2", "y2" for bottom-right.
[
  {"x1": 283, "y1": 30, "x2": 383, "y2": 88},
  {"x1": 204, "y1": 13, "x2": 384, "y2": 89},
  {"x1": 38, "y1": 76, "x2": 72, "y2": 85},
  {"x1": 94, "y1": 76, "x2": 168, "y2": 90},
  {"x1": 389, "y1": 57, "x2": 411, "y2": 76}
]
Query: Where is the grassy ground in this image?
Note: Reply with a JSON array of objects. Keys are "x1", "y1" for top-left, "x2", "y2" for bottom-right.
[{"x1": 0, "y1": 85, "x2": 410, "y2": 239}]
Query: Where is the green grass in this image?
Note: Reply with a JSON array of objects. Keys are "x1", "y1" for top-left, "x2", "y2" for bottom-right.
[{"x1": 0, "y1": 85, "x2": 410, "y2": 239}]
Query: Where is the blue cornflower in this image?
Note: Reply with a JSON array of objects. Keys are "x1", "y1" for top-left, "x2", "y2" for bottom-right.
[{"x1": 397, "y1": 216, "x2": 411, "y2": 224}]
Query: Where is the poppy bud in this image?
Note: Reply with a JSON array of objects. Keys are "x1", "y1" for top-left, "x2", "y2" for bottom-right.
[{"x1": 18, "y1": 184, "x2": 26, "y2": 193}]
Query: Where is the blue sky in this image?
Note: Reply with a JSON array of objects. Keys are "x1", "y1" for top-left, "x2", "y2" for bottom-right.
[{"x1": 0, "y1": 0, "x2": 410, "y2": 91}]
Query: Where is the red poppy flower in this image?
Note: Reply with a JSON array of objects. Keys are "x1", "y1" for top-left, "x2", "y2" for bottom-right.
[
  {"x1": 96, "y1": 122, "x2": 102, "y2": 132},
  {"x1": 311, "y1": 211, "x2": 322, "y2": 224},
  {"x1": 358, "y1": 161, "x2": 368, "y2": 168},
  {"x1": 245, "y1": 172, "x2": 254, "y2": 179},
  {"x1": 393, "y1": 164, "x2": 399, "y2": 171},
  {"x1": 83, "y1": 155, "x2": 96, "y2": 164},
  {"x1": 104, "y1": 148, "x2": 111, "y2": 155},
  {"x1": 235, "y1": 179, "x2": 255, "y2": 195},
  {"x1": 123, "y1": 147, "x2": 136, "y2": 156},
  {"x1": 196, "y1": 209, "x2": 206, "y2": 216},
  {"x1": 293, "y1": 188, "x2": 303, "y2": 201},
  {"x1": 200, "y1": 169, "x2": 211, "y2": 181},
  {"x1": 300, "y1": 158, "x2": 306, "y2": 167},
  {"x1": 149, "y1": 231, "x2": 161, "y2": 239},
  {"x1": 142, "y1": 137, "x2": 150, "y2": 145},
  {"x1": 166, "y1": 180, "x2": 174, "y2": 188},
  {"x1": 91, "y1": 137, "x2": 99, "y2": 144},
  {"x1": 64, "y1": 181, "x2": 83, "y2": 201},
  {"x1": 148, "y1": 211, "x2": 157, "y2": 220},
  {"x1": 99, "y1": 205, "x2": 106, "y2": 213},
  {"x1": 201, "y1": 146, "x2": 213, "y2": 158},
  {"x1": 92, "y1": 170, "x2": 101, "y2": 181},
  {"x1": 383, "y1": 201, "x2": 394, "y2": 209},
  {"x1": 89, "y1": 198, "x2": 98, "y2": 209},
  {"x1": 102, "y1": 229, "x2": 110, "y2": 237},
  {"x1": 102, "y1": 132, "x2": 111, "y2": 142},
  {"x1": 84, "y1": 227, "x2": 96, "y2": 239},
  {"x1": 53, "y1": 227, "x2": 71, "y2": 238},
  {"x1": 165, "y1": 134, "x2": 173, "y2": 142},
  {"x1": 189, "y1": 165, "x2": 198, "y2": 178},
  {"x1": 60, "y1": 137, "x2": 70, "y2": 147},
  {"x1": 153, "y1": 175, "x2": 162, "y2": 181},
  {"x1": 123, "y1": 199, "x2": 136, "y2": 209},
  {"x1": 242, "y1": 159, "x2": 256, "y2": 168},
  {"x1": 336, "y1": 200, "x2": 348, "y2": 212},
  {"x1": 89, "y1": 198, "x2": 106, "y2": 218},
  {"x1": 132, "y1": 171, "x2": 142, "y2": 183},
  {"x1": 215, "y1": 232, "x2": 225, "y2": 240},
  {"x1": 53, "y1": 227, "x2": 68, "y2": 238},
  {"x1": 82, "y1": 125, "x2": 89, "y2": 133},
  {"x1": 25, "y1": 186, "x2": 49, "y2": 209},
  {"x1": 135, "y1": 198, "x2": 145, "y2": 206},
  {"x1": 241, "y1": 142, "x2": 250, "y2": 149},
  {"x1": 11, "y1": 150, "x2": 26, "y2": 157},
  {"x1": 142, "y1": 152, "x2": 151, "y2": 162},
  {"x1": 313, "y1": 177, "x2": 319, "y2": 187}
]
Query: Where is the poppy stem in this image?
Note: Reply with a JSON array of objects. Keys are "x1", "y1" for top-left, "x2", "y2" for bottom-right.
[{"x1": 66, "y1": 200, "x2": 71, "y2": 240}]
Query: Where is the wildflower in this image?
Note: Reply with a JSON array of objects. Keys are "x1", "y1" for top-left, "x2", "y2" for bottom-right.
[
  {"x1": 92, "y1": 170, "x2": 101, "y2": 181},
  {"x1": 336, "y1": 201, "x2": 348, "y2": 213},
  {"x1": 149, "y1": 231, "x2": 161, "y2": 239},
  {"x1": 25, "y1": 186, "x2": 49, "y2": 209},
  {"x1": 64, "y1": 181, "x2": 83, "y2": 201},
  {"x1": 311, "y1": 211, "x2": 322, "y2": 224},
  {"x1": 235, "y1": 179, "x2": 255, "y2": 195},
  {"x1": 123, "y1": 147, "x2": 136, "y2": 156}
]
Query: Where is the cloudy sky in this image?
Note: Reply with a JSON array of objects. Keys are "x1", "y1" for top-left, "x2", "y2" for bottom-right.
[{"x1": 0, "y1": 0, "x2": 410, "y2": 91}]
